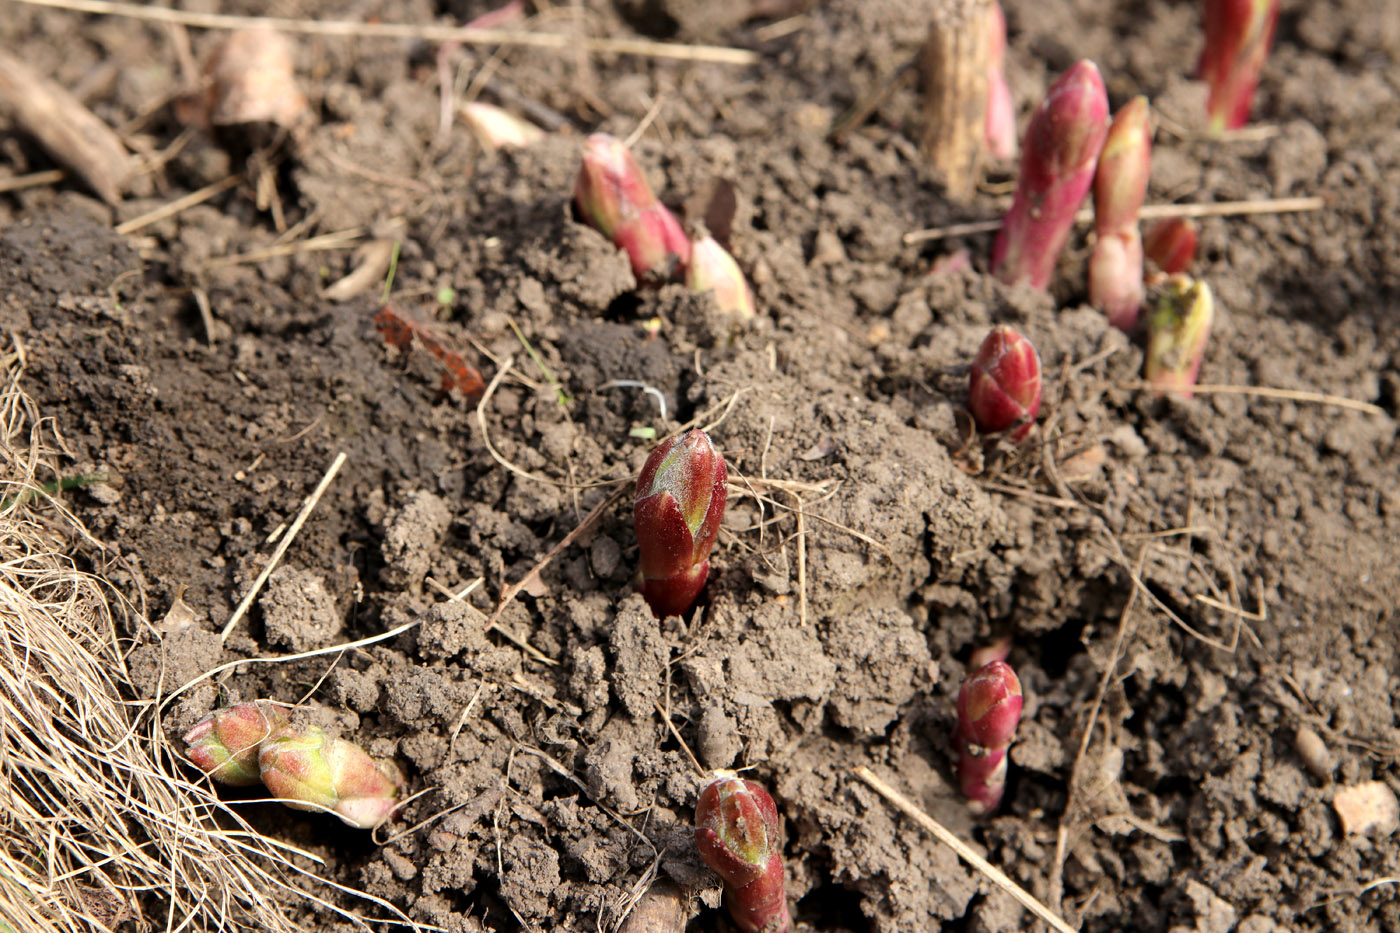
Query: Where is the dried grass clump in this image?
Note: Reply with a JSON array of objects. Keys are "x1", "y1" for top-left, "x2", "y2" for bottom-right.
[{"x1": 0, "y1": 352, "x2": 416, "y2": 932}]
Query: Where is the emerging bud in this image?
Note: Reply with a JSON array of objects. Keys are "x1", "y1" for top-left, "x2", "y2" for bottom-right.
[
  {"x1": 461, "y1": 101, "x2": 544, "y2": 150},
  {"x1": 634, "y1": 430, "x2": 728, "y2": 619},
  {"x1": 1144, "y1": 217, "x2": 1199, "y2": 275},
  {"x1": 183, "y1": 701, "x2": 289, "y2": 786},
  {"x1": 1089, "y1": 98, "x2": 1153, "y2": 329},
  {"x1": 573, "y1": 133, "x2": 689, "y2": 281},
  {"x1": 687, "y1": 235, "x2": 755, "y2": 319},
  {"x1": 955, "y1": 660, "x2": 1023, "y2": 815},
  {"x1": 983, "y1": 2, "x2": 1016, "y2": 161},
  {"x1": 1145, "y1": 276, "x2": 1214, "y2": 398},
  {"x1": 967, "y1": 325, "x2": 1042, "y2": 442},
  {"x1": 258, "y1": 727, "x2": 403, "y2": 830},
  {"x1": 991, "y1": 60, "x2": 1110, "y2": 288},
  {"x1": 1198, "y1": 0, "x2": 1279, "y2": 134},
  {"x1": 694, "y1": 774, "x2": 791, "y2": 933}
]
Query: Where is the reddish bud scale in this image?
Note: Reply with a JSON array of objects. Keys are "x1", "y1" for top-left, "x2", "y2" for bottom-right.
[
  {"x1": 1143, "y1": 218, "x2": 1199, "y2": 275},
  {"x1": 967, "y1": 326, "x2": 1042, "y2": 442},
  {"x1": 955, "y1": 660, "x2": 1023, "y2": 815},
  {"x1": 183, "y1": 701, "x2": 289, "y2": 786},
  {"x1": 573, "y1": 133, "x2": 689, "y2": 281},
  {"x1": 694, "y1": 775, "x2": 791, "y2": 933},
  {"x1": 1198, "y1": 0, "x2": 1279, "y2": 133},
  {"x1": 258, "y1": 726, "x2": 403, "y2": 830},
  {"x1": 634, "y1": 430, "x2": 728, "y2": 618},
  {"x1": 991, "y1": 60, "x2": 1109, "y2": 289},
  {"x1": 983, "y1": 2, "x2": 1016, "y2": 161},
  {"x1": 1145, "y1": 276, "x2": 1214, "y2": 398}
]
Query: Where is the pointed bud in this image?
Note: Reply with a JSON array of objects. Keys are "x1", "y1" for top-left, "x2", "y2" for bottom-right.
[
  {"x1": 1144, "y1": 217, "x2": 1198, "y2": 275},
  {"x1": 461, "y1": 101, "x2": 544, "y2": 150},
  {"x1": 1198, "y1": 0, "x2": 1279, "y2": 134},
  {"x1": 992, "y1": 60, "x2": 1110, "y2": 288},
  {"x1": 983, "y1": 2, "x2": 1016, "y2": 161},
  {"x1": 694, "y1": 774, "x2": 791, "y2": 933},
  {"x1": 634, "y1": 430, "x2": 728, "y2": 618},
  {"x1": 258, "y1": 727, "x2": 403, "y2": 829},
  {"x1": 687, "y1": 235, "x2": 755, "y2": 319},
  {"x1": 1089, "y1": 94, "x2": 1153, "y2": 331},
  {"x1": 182, "y1": 701, "x2": 289, "y2": 786},
  {"x1": 1145, "y1": 276, "x2": 1214, "y2": 398},
  {"x1": 955, "y1": 660, "x2": 1023, "y2": 815},
  {"x1": 967, "y1": 326, "x2": 1042, "y2": 442},
  {"x1": 574, "y1": 133, "x2": 689, "y2": 280},
  {"x1": 957, "y1": 660, "x2": 1023, "y2": 751}
]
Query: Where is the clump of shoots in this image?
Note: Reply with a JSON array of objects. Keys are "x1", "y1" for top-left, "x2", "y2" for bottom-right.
[
  {"x1": 967, "y1": 325, "x2": 1042, "y2": 442},
  {"x1": 258, "y1": 726, "x2": 403, "y2": 830},
  {"x1": 991, "y1": 59, "x2": 1109, "y2": 288},
  {"x1": 1145, "y1": 275, "x2": 1214, "y2": 398},
  {"x1": 1144, "y1": 218, "x2": 1199, "y2": 276},
  {"x1": 1198, "y1": 0, "x2": 1280, "y2": 134},
  {"x1": 955, "y1": 659, "x2": 1023, "y2": 815},
  {"x1": 687, "y1": 234, "x2": 755, "y2": 319},
  {"x1": 461, "y1": 101, "x2": 544, "y2": 150},
  {"x1": 1089, "y1": 96, "x2": 1152, "y2": 331},
  {"x1": 634, "y1": 430, "x2": 728, "y2": 618},
  {"x1": 983, "y1": 2, "x2": 1015, "y2": 161},
  {"x1": 183, "y1": 701, "x2": 289, "y2": 786},
  {"x1": 694, "y1": 773, "x2": 791, "y2": 933},
  {"x1": 573, "y1": 133, "x2": 690, "y2": 281}
]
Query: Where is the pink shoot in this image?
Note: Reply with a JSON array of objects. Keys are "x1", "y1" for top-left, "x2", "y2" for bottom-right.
[
  {"x1": 573, "y1": 133, "x2": 689, "y2": 281},
  {"x1": 1090, "y1": 96, "x2": 1152, "y2": 331},
  {"x1": 983, "y1": 2, "x2": 1016, "y2": 161},
  {"x1": 634, "y1": 430, "x2": 728, "y2": 619},
  {"x1": 955, "y1": 660, "x2": 1023, "y2": 815},
  {"x1": 991, "y1": 60, "x2": 1109, "y2": 288},
  {"x1": 967, "y1": 325, "x2": 1042, "y2": 442},
  {"x1": 183, "y1": 701, "x2": 289, "y2": 787},
  {"x1": 258, "y1": 726, "x2": 403, "y2": 830},
  {"x1": 1144, "y1": 218, "x2": 1199, "y2": 275},
  {"x1": 687, "y1": 234, "x2": 755, "y2": 319},
  {"x1": 694, "y1": 774, "x2": 791, "y2": 933},
  {"x1": 1198, "y1": 0, "x2": 1280, "y2": 134}
]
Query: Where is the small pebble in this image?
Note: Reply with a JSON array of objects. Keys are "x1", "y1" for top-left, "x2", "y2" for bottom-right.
[
  {"x1": 1332, "y1": 781, "x2": 1399, "y2": 836},
  {"x1": 1294, "y1": 726, "x2": 1335, "y2": 780}
]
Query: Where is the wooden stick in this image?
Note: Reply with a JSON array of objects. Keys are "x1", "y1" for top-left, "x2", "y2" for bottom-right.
[
  {"x1": 114, "y1": 175, "x2": 241, "y2": 236},
  {"x1": 903, "y1": 195, "x2": 1326, "y2": 245},
  {"x1": 1119, "y1": 380, "x2": 1385, "y2": 416},
  {"x1": 919, "y1": 0, "x2": 990, "y2": 202},
  {"x1": 854, "y1": 767, "x2": 1078, "y2": 933},
  {"x1": 15, "y1": 0, "x2": 760, "y2": 65},
  {"x1": 221, "y1": 451, "x2": 346, "y2": 641},
  {"x1": 0, "y1": 169, "x2": 65, "y2": 194},
  {"x1": 0, "y1": 49, "x2": 128, "y2": 204}
]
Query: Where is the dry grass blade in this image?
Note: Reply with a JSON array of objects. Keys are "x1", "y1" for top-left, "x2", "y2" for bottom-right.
[
  {"x1": 0, "y1": 353, "x2": 427, "y2": 932},
  {"x1": 15, "y1": 0, "x2": 759, "y2": 65},
  {"x1": 854, "y1": 767, "x2": 1078, "y2": 933}
]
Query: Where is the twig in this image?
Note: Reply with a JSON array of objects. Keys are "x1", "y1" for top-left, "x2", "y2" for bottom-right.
[
  {"x1": 485, "y1": 482, "x2": 629, "y2": 630},
  {"x1": 220, "y1": 451, "x2": 346, "y2": 641},
  {"x1": 15, "y1": 0, "x2": 760, "y2": 64},
  {"x1": 114, "y1": 174, "x2": 240, "y2": 236},
  {"x1": 653, "y1": 701, "x2": 706, "y2": 777},
  {"x1": 0, "y1": 168, "x2": 65, "y2": 194},
  {"x1": 1047, "y1": 548, "x2": 1146, "y2": 913},
  {"x1": 854, "y1": 767, "x2": 1078, "y2": 933},
  {"x1": 902, "y1": 196, "x2": 1326, "y2": 245},
  {"x1": 1119, "y1": 380, "x2": 1385, "y2": 417},
  {"x1": 202, "y1": 227, "x2": 365, "y2": 268}
]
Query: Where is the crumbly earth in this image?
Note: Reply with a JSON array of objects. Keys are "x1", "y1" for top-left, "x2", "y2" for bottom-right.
[{"x1": 2, "y1": 0, "x2": 1398, "y2": 931}]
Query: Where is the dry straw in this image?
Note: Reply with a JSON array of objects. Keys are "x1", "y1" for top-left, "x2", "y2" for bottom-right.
[{"x1": 0, "y1": 351, "x2": 421, "y2": 931}]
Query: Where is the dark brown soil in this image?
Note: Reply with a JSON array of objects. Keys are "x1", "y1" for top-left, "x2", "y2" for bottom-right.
[{"x1": 3, "y1": 0, "x2": 1399, "y2": 931}]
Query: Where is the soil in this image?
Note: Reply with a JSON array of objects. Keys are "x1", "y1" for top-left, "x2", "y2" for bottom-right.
[{"x1": 3, "y1": 0, "x2": 1399, "y2": 931}]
